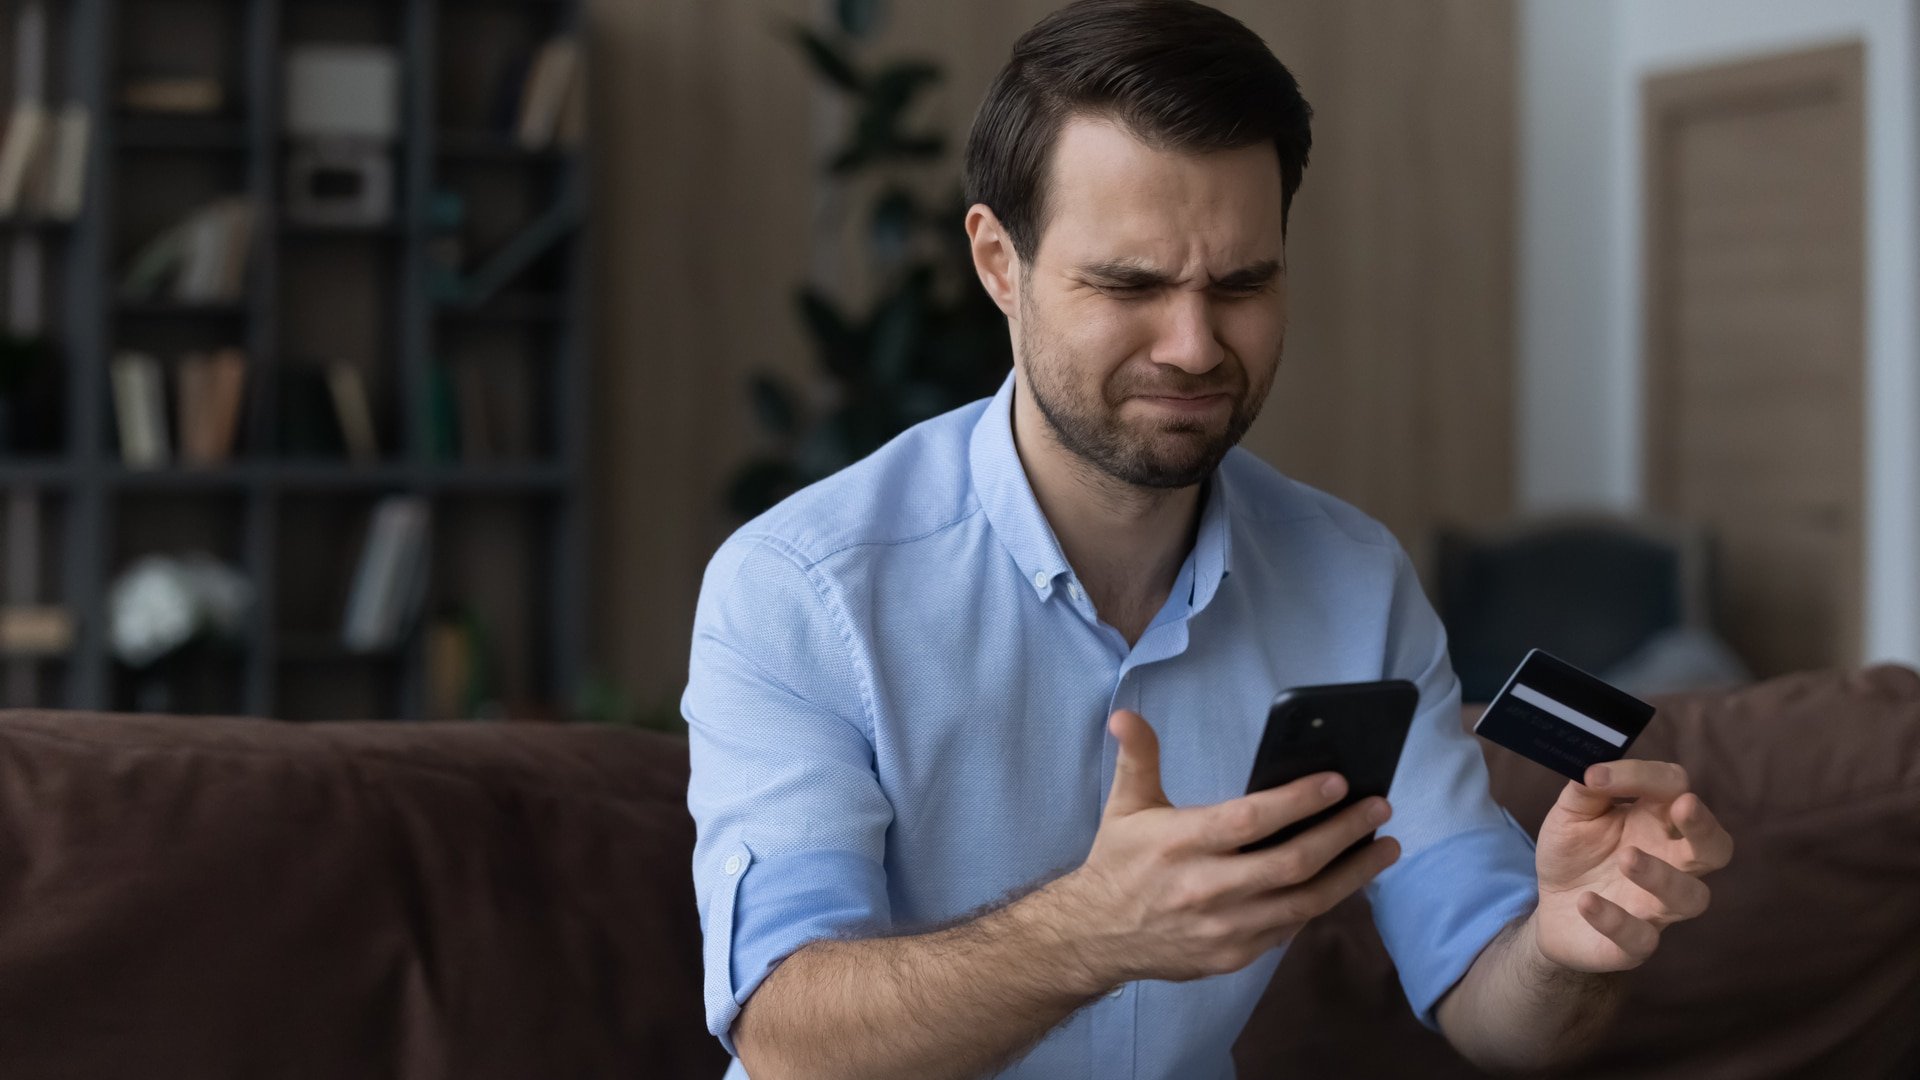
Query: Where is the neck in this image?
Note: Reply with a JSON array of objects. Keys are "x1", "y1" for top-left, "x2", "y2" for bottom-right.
[{"x1": 1010, "y1": 375, "x2": 1204, "y2": 642}]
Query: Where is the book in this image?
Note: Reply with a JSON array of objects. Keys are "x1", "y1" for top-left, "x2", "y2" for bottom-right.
[
  {"x1": 40, "y1": 103, "x2": 89, "y2": 220},
  {"x1": 120, "y1": 77, "x2": 224, "y2": 114},
  {"x1": 0, "y1": 103, "x2": 48, "y2": 217},
  {"x1": 326, "y1": 362, "x2": 379, "y2": 463},
  {"x1": 174, "y1": 351, "x2": 210, "y2": 463},
  {"x1": 176, "y1": 348, "x2": 247, "y2": 464},
  {"x1": 342, "y1": 496, "x2": 430, "y2": 652},
  {"x1": 110, "y1": 351, "x2": 169, "y2": 467},
  {"x1": 204, "y1": 347, "x2": 248, "y2": 461},
  {"x1": 0, "y1": 605, "x2": 73, "y2": 656},
  {"x1": 516, "y1": 38, "x2": 581, "y2": 149}
]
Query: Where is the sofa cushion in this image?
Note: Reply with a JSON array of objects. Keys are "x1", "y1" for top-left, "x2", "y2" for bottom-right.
[
  {"x1": 0, "y1": 711, "x2": 726, "y2": 1080},
  {"x1": 1236, "y1": 664, "x2": 1920, "y2": 1077}
]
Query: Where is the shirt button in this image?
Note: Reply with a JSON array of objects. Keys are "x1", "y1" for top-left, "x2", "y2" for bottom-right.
[
  {"x1": 1107, "y1": 985, "x2": 1125, "y2": 999},
  {"x1": 1032, "y1": 570, "x2": 1049, "y2": 590},
  {"x1": 723, "y1": 855, "x2": 742, "y2": 876},
  {"x1": 1068, "y1": 582, "x2": 1084, "y2": 602}
]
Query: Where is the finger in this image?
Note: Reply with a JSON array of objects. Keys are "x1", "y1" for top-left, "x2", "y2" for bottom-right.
[
  {"x1": 1584, "y1": 760, "x2": 1691, "y2": 803},
  {"x1": 1252, "y1": 835, "x2": 1402, "y2": 924},
  {"x1": 1618, "y1": 846, "x2": 1710, "y2": 925},
  {"x1": 1671, "y1": 793, "x2": 1734, "y2": 874},
  {"x1": 1233, "y1": 796, "x2": 1393, "y2": 893},
  {"x1": 1196, "y1": 771, "x2": 1348, "y2": 852},
  {"x1": 1104, "y1": 711, "x2": 1171, "y2": 818},
  {"x1": 1553, "y1": 759, "x2": 1691, "y2": 819},
  {"x1": 1577, "y1": 891, "x2": 1660, "y2": 964}
]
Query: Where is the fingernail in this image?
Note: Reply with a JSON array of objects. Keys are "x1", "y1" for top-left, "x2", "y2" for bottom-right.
[
  {"x1": 1321, "y1": 775, "x2": 1345, "y2": 798},
  {"x1": 1369, "y1": 800, "x2": 1391, "y2": 826},
  {"x1": 1589, "y1": 765, "x2": 1612, "y2": 788}
]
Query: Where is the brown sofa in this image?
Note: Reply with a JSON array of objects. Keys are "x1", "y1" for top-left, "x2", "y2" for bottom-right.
[{"x1": 1, "y1": 665, "x2": 1916, "y2": 1078}]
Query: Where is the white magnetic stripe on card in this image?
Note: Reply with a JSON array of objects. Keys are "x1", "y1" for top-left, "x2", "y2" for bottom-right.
[{"x1": 1511, "y1": 683, "x2": 1629, "y2": 747}]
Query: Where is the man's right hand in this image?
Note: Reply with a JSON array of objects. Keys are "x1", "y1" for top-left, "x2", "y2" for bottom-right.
[{"x1": 1047, "y1": 708, "x2": 1402, "y2": 991}]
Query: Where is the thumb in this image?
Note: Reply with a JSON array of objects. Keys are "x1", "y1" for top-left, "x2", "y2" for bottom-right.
[{"x1": 1105, "y1": 710, "x2": 1171, "y2": 818}]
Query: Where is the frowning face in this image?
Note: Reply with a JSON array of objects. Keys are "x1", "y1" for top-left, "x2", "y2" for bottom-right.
[{"x1": 1012, "y1": 116, "x2": 1289, "y2": 490}]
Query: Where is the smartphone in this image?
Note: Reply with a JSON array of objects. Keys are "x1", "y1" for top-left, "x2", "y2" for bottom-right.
[{"x1": 1241, "y1": 679, "x2": 1418, "y2": 855}]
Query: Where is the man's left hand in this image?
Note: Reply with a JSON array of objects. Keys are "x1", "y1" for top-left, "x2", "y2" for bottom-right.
[{"x1": 1531, "y1": 760, "x2": 1734, "y2": 973}]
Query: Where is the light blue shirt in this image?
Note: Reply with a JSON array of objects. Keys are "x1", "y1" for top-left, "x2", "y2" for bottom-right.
[{"x1": 685, "y1": 375, "x2": 1537, "y2": 1080}]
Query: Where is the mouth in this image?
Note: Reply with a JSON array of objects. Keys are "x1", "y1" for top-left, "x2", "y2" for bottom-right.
[{"x1": 1133, "y1": 392, "x2": 1232, "y2": 414}]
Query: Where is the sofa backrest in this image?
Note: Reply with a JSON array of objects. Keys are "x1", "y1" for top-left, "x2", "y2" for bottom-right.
[
  {"x1": 0, "y1": 713, "x2": 727, "y2": 1080},
  {"x1": 3, "y1": 664, "x2": 1916, "y2": 1079},
  {"x1": 1237, "y1": 664, "x2": 1920, "y2": 1078}
]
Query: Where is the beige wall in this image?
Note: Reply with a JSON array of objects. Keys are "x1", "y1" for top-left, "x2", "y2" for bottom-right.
[{"x1": 586, "y1": 0, "x2": 1516, "y2": 706}]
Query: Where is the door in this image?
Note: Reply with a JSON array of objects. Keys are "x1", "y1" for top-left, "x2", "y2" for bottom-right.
[{"x1": 1643, "y1": 42, "x2": 1865, "y2": 676}]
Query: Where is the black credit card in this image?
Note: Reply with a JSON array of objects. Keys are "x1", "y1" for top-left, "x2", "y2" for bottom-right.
[{"x1": 1472, "y1": 649, "x2": 1655, "y2": 782}]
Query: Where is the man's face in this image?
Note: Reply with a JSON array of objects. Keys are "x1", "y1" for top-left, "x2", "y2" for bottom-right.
[{"x1": 1015, "y1": 116, "x2": 1288, "y2": 490}]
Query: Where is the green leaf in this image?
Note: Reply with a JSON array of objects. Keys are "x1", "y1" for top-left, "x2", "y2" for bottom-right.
[
  {"x1": 870, "y1": 186, "x2": 918, "y2": 254},
  {"x1": 748, "y1": 373, "x2": 800, "y2": 438},
  {"x1": 795, "y1": 287, "x2": 868, "y2": 382},
  {"x1": 866, "y1": 60, "x2": 941, "y2": 115},
  {"x1": 867, "y1": 278, "x2": 926, "y2": 386},
  {"x1": 835, "y1": 0, "x2": 885, "y2": 38},
  {"x1": 788, "y1": 24, "x2": 864, "y2": 93}
]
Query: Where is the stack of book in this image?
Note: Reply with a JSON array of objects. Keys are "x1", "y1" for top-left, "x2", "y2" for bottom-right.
[
  {"x1": 110, "y1": 349, "x2": 248, "y2": 468},
  {"x1": 0, "y1": 101, "x2": 90, "y2": 221}
]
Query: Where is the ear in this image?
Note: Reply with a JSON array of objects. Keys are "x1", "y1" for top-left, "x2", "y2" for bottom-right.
[{"x1": 965, "y1": 204, "x2": 1021, "y2": 320}]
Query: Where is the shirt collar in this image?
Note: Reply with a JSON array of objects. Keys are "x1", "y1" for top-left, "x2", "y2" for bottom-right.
[{"x1": 969, "y1": 373, "x2": 1235, "y2": 612}]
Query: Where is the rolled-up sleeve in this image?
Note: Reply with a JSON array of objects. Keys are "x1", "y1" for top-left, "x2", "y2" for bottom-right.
[
  {"x1": 1368, "y1": 545, "x2": 1538, "y2": 1028},
  {"x1": 683, "y1": 535, "x2": 893, "y2": 1056}
]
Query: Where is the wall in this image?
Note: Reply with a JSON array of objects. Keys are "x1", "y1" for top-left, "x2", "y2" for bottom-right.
[
  {"x1": 1518, "y1": 0, "x2": 1920, "y2": 666},
  {"x1": 587, "y1": 0, "x2": 1518, "y2": 705}
]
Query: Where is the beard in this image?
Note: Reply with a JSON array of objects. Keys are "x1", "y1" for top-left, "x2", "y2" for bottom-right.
[{"x1": 1019, "y1": 309, "x2": 1279, "y2": 490}]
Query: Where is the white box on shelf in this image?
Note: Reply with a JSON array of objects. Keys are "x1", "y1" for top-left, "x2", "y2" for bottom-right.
[{"x1": 287, "y1": 45, "x2": 399, "y2": 141}]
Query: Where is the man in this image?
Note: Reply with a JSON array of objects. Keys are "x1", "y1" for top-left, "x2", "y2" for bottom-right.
[{"x1": 685, "y1": 2, "x2": 1733, "y2": 1077}]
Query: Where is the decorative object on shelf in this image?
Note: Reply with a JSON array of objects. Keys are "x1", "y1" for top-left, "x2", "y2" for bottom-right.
[
  {"x1": 728, "y1": 0, "x2": 1012, "y2": 516},
  {"x1": 287, "y1": 45, "x2": 399, "y2": 142},
  {"x1": 435, "y1": 195, "x2": 581, "y2": 307},
  {"x1": 119, "y1": 197, "x2": 255, "y2": 303},
  {"x1": 284, "y1": 46, "x2": 398, "y2": 228},
  {"x1": 107, "y1": 553, "x2": 253, "y2": 668},
  {"x1": 285, "y1": 140, "x2": 393, "y2": 228}
]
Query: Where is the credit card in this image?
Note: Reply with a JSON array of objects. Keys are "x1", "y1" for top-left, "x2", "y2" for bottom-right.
[{"x1": 1473, "y1": 649, "x2": 1655, "y2": 782}]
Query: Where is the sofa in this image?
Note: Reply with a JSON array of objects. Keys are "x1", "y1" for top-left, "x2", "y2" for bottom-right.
[{"x1": 0, "y1": 664, "x2": 1915, "y2": 1078}]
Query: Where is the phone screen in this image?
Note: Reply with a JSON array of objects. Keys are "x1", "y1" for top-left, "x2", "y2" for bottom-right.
[{"x1": 1242, "y1": 679, "x2": 1418, "y2": 854}]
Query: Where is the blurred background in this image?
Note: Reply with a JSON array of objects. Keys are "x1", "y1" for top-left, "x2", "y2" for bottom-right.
[{"x1": 0, "y1": 0, "x2": 1912, "y2": 724}]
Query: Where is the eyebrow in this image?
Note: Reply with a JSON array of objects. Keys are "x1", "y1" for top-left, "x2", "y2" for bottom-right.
[{"x1": 1079, "y1": 258, "x2": 1283, "y2": 289}]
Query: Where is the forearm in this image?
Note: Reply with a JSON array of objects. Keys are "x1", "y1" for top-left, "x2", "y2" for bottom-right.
[
  {"x1": 732, "y1": 876, "x2": 1112, "y2": 1080},
  {"x1": 1435, "y1": 913, "x2": 1623, "y2": 1073}
]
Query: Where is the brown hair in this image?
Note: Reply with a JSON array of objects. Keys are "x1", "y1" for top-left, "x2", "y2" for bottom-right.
[{"x1": 963, "y1": 0, "x2": 1313, "y2": 262}]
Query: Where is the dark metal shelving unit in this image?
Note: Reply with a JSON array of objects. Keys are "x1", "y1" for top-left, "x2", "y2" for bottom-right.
[{"x1": 3, "y1": 0, "x2": 590, "y2": 720}]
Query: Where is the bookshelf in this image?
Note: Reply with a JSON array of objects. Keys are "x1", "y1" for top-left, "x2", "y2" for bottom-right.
[{"x1": 0, "y1": 0, "x2": 590, "y2": 721}]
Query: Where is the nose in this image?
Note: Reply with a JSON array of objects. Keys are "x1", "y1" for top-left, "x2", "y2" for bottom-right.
[{"x1": 1148, "y1": 290, "x2": 1226, "y2": 375}]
